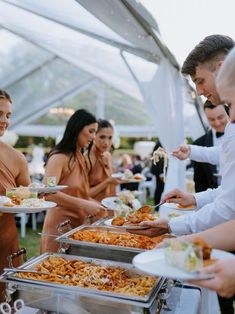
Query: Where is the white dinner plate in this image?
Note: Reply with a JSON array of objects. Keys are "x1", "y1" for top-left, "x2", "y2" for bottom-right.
[
  {"x1": 111, "y1": 173, "x2": 146, "y2": 183},
  {"x1": 0, "y1": 201, "x2": 57, "y2": 213},
  {"x1": 29, "y1": 185, "x2": 68, "y2": 193},
  {"x1": 104, "y1": 218, "x2": 149, "y2": 230},
  {"x1": 133, "y1": 248, "x2": 235, "y2": 281},
  {"x1": 101, "y1": 196, "x2": 121, "y2": 211},
  {"x1": 162, "y1": 202, "x2": 196, "y2": 211}
]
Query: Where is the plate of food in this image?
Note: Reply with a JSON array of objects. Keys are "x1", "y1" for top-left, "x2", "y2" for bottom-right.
[
  {"x1": 104, "y1": 206, "x2": 157, "y2": 229},
  {"x1": 0, "y1": 197, "x2": 56, "y2": 213},
  {"x1": 104, "y1": 218, "x2": 148, "y2": 229},
  {"x1": 28, "y1": 183, "x2": 68, "y2": 193},
  {"x1": 133, "y1": 237, "x2": 234, "y2": 280},
  {"x1": 112, "y1": 170, "x2": 146, "y2": 183},
  {"x1": 162, "y1": 202, "x2": 196, "y2": 211},
  {"x1": 101, "y1": 192, "x2": 141, "y2": 212}
]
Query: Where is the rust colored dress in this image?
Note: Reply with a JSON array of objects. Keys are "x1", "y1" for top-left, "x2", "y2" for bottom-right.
[
  {"x1": 88, "y1": 146, "x2": 115, "y2": 202},
  {"x1": 0, "y1": 160, "x2": 19, "y2": 302},
  {"x1": 40, "y1": 152, "x2": 89, "y2": 253}
]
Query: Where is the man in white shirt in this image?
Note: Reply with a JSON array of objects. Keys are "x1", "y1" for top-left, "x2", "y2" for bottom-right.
[
  {"x1": 130, "y1": 35, "x2": 235, "y2": 313},
  {"x1": 130, "y1": 34, "x2": 235, "y2": 236}
]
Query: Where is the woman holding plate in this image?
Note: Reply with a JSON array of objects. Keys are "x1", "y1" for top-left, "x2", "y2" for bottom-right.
[
  {"x1": 0, "y1": 89, "x2": 31, "y2": 301},
  {"x1": 85, "y1": 120, "x2": 123, "y2": 221},
  {"x1": 40, "y1": 109, "x2": 104, "y2": 253},
  {"x1": 86, "y1": 119, "x2": 122, "y2": 201}
]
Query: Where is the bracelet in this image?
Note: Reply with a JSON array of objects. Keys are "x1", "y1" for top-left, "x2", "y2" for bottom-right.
[{"x1": 167, "y1": 222, "x2": 172, "y2": 234}]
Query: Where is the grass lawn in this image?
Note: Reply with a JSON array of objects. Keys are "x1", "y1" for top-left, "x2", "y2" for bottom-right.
[{"x1": 18, "y1": 224, "x2": 43, "y2": 259}]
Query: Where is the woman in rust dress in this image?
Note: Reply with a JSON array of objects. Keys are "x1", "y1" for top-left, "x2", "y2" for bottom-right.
[
  {"x1": 86, "y1": 120, "x2": 123, "y2": 220},
  {"x1": 40, "y1": 109, "x2": 104, "y2": 253},
  {"x1": 0, "y1": 90, "x2": 30, "y2": 301}
]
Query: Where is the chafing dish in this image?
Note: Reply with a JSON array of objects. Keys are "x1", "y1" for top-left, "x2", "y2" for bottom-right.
[
  {"x1": 1, "y1": 252, "x2": 167, "y2": 314},
  {"x1": 56, "y1": 225, "x2": 154, "y2": 263}
]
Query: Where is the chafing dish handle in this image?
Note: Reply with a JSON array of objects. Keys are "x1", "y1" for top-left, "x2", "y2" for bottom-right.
[
  {"x1": 57, "y1": 219, "x2": 72, "y2": 235},
  {"x1": 7, "y1": 248, "x2": 27, "y2": 268}
]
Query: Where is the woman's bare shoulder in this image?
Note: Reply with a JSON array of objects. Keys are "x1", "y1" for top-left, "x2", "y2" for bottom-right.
[
  {"x1": 47, "y1": 153, "x2": 69, "y2": 165},
  {"x1": 0, "y1": 142, "x2": 25, "y2": 161}
]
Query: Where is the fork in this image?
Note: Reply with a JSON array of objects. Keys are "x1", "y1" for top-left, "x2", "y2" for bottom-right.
[{"x1": 139, "y1": 200, "x2": 165, "y2": 211}]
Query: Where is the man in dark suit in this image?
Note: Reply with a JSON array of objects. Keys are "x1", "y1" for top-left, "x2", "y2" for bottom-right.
[
  {"x1": 193, "y1": 100, "x2": 229, "y2": 192},
  {"x1": 150, "y1": 140, "x2": 165, "y2": 206}
]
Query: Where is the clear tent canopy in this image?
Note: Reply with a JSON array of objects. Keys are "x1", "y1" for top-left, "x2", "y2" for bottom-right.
[{"x1": 0, "y1": 0, "x2": 207, "y2": 189}]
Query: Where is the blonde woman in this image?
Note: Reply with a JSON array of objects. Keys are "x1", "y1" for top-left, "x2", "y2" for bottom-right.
[{"x1": 0, "y1": 90, "x2": 30, "y2": 301}]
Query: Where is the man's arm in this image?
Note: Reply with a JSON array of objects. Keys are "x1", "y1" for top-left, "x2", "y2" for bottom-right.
[{"x1": 189, "y1": 145, "x2": 220, "y2": 165}]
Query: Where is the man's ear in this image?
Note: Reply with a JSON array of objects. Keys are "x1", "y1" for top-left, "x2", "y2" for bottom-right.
[{"x1": 216, "y1": 60, "x2": 223, "y2": 70}]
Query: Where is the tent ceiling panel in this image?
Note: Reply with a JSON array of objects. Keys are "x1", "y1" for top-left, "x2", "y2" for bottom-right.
[
  {"x1": 29, "y1": 80, "x2": 150, "y2": 127},
  {"x1": 0, "y1": 0, "x2": 144, "y2": 101},
  {"x1": 4, "y1": 0, "x2": 132, "y2": 46},
  {"x1": 8, "y1": 58, "x2": 95, "y2": 128},
  {"x1": 0, "y1": 29, "x2": 54, "y2": 88}
]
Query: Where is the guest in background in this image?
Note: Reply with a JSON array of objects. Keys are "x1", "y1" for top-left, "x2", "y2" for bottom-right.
[
  {"x1": 0, "y1": 89, "x2": 31, "y2": 301},
  {"x1": 86, "y1": 119, "x2": 122, "y2": 202},
  {"x1": 151, "y1": 140, "x2": 165, "y2": 206},
  {"x1": 192, "y1": 101, "x2": 229, "y2": 192},
  {"x1": 40, "y1": 109, "x2": 103, "y2": 253},
  {"x1": 131, "y1": 154, "x2": 144, "y2": 174}
]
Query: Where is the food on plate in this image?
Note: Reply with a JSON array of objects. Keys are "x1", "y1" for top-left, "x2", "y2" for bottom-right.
[
  {"x1": 133, "y1": 173, "x2": 144, "y2": 181},
  {"x1": 168, "y1": 210, "x2": 184, "y2": 219},
  {"x1": 164, "y1": 237, "x2": 215, "y2": 271},
  {"x1": 123, "y1": 169, "x2": 134, "y2": 180},
  {"x1": 177, "y1": 204, "x2": 195, "y2": 210},
  {"x1": 20, "y1": 198, "x2": 45, "y2": 208},
  {"x1": 151, "y1": 147, "x2": 168, "y2": 182},
  {"x1": 114, "y1": 191, "x2": 141, "y2": 211},
  {"x1": 112, "y1": 216, "x2": 126, "y2": 226},
  {"x1": 6, "y1": 186, "x2": 31, "y2": 199},
  {"x1": 16, "y1": 256, "x2": 157, "y2": 297},
  {"x1": 28, "y1": 182, "x2": 45, "y2": 189},
  {"x1": 70, "y1": 229, "x2": 157, "y2": 249},
  {"x1": 2, "y1": 186, "x2": 45, "y2": 207},
  {"x1": 138, "y1": 205, "x2": 152, "y2": 213},
  {"x1": 46, "y1": 176, "x2": 56, "y2": 187},
  {"x1": 152, "y1": 234, "x2": 176, "y2": 244},
  {"x1": 111, "y1": 207, "x2": 156, "y2": 226}
]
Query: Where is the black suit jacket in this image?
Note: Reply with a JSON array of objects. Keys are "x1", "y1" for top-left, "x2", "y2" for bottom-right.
[
  {"x1": 192, "y1": 130, "x2": 218, "y2": 192},
  {"x1": 150, "y1": 141, "x2": 164, "y2": 177}
]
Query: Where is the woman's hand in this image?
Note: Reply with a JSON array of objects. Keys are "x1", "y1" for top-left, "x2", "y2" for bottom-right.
[
  {"x1": 107, "y1": 177, "x2": 126, "y2": 185},
  {"x1": 84, "y1": 200, "x2": 104, "y2": 216},
  {"x1": 172, "y1": 144, "x2": 191, "y2": 160},
  {"x1": 162, "y1": 188, "x2": 196, "y2": 207},
  {"x1": 189, "y1": 259, "x2": 235, "y2": 298}
]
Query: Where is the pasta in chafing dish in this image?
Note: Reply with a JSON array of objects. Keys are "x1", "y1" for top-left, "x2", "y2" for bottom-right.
[
  {"x1": 16, "y1": 256, "x2": 157, "y2": 297},
  {"x1": 151, "y1": 147, "x2": 168, "y2": 182},
  {"x1": 70, "y1": 230, "x2": 156, "y2": 249}
]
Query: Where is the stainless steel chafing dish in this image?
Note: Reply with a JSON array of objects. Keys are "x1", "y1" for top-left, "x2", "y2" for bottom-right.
[
  {"x1": 1, "y1": 252, "x2": 168, "y2": 314},
  {"x1": 56, "y1": 225, "x2": 153, "y2": 263}
]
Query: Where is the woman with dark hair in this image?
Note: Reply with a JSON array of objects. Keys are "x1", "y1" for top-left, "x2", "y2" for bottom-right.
[
  {"x1": 0, "y1": 89, "x2": 31, "y2": 301},
  {"x1": 40, "y1": 109, "x2": 103, "y2": 253},
  {"x1": 86, "y1": 119, "x2": 122, "y2": 202}
]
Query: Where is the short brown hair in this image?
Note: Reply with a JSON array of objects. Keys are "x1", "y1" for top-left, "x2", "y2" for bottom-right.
[
  {"x1": 182, "y1": 35, "x2": 234, "y2": 76},
  {"x1": 0, "y1": 89, "x2": 12, "y2": 103},
  {"x1": 203, "y1": 100, "x2": 229, "y2": 115}
]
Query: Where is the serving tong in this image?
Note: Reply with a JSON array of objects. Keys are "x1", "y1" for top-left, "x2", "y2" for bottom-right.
[{"x1": 4, "y1": 267, "x2": 70, "y2": 279}]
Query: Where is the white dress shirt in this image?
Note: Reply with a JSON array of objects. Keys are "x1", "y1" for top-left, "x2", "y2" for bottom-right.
[{"x1": 169, "y1": 122, "x2": 235, "y2": 235}]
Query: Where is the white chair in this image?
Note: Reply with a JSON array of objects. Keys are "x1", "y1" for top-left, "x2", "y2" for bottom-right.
[
  {"x1": 138, "y1": 167, "x2": 156, "y2": 203},
  {"x1": 16, "y1": 213, "x2": 37, "y2": 238}
]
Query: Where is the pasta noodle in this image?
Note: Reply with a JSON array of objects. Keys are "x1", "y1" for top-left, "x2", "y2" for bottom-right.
[
  {"x1": 70, "y1": 230, "x2": 156, "y2": 250},
  {"x1": 151, "y1": 147, "x2": 168, "y2": 182},
  {"x1": 16, "y1": 256, "x2": 157, "y2": 297}
]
